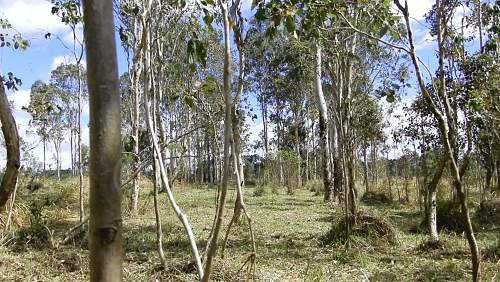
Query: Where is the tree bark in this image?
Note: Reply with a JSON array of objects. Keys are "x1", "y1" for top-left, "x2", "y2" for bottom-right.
[
  {"x1": 202, "y1": 2, "x2": 233, "y2": 280},
  {"x1": 314, "y1": 42, "x2": 334, "y2": 202},
  {"x1": 82, "y1": 1, "x2": 123, "y2": 280},
  {"x1": 363, "y1": 145, "x2": 369, "y2": 192},
  {"x1": 426, "y1": 155, "x2": 447, "y2": 242},
  {"x1": 0, "y1": 77, "x2": 20, "y2": 211}
]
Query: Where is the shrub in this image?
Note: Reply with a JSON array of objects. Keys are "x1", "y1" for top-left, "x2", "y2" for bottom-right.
[
  {"x1": 322, "y1": 210, "x2": 398, "y2": 245},
  {"x1": 475, "y1": 199, "x2": 500, "y2": 227},
  {"x1": 252, "y1": 185, "x2": 266, "y2": 197},
  {"x1": 16, "y1": 197, "x2": 54, "y2": 246},
  {"x1": 361, "y1": 191, "x2": 392, "y2": 205},
  {"x1": 305, "y1": 179, "x2": 323, "y2": 196}
]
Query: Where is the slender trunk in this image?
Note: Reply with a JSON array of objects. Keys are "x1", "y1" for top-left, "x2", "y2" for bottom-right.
[
  {"x1": 478, "y1": 0, "x2": 483, "y2": 52},
  {"x1": 70, "y1": 124, "x2": 74, "y2": 175},
  {"x1": 0, "y1": 78, "x2": 21, "y2": 210},
  {"x1": 83, "y1": 0, "x2": 123, "y2": 279},
  {"x1": 347, "y1": 154, "x2": 357, "y2": 216},
  {"x1": 153, "y1": 141, "x2": 167, "y2": 268},
  {"x1": 363, "y1": 145, "x2": 369, "y2": 192},
  {"x1": 261, "y1": 91, "x2": 269, "y2": 156},
  {"x1": 77, "y1": 64, "x2": 85, "y2": 223},
  {"x1": 314, "y1": 42, "x2": 333, "y2": 202},
  {"x1": 43, "y1": 136, "x2": 47, "y2": 174},
  {"x1": 427, "y1": 155, "x2": 447, "y2": 242},
  {"x1": 295, "y1": 111, "x2": 301, "y2": 189},
  {"x1": 231, "y1": 39, "x2": 246, "y2": 222},
  {"x1": 130, "y1": 44, "x2": 142, "y2": 212},
  {"x1": 142, "y1": 14, "x2": 203, "y2": 278},
  {"x1": 202, "y1": 2, "x2": 233, "y2": 280},
  {"x1": 387, "y1": 152, "x2": 393, "y2": 200},
  {"x1": 55, "y1": 141, "x2": 61, "y2": 181}
]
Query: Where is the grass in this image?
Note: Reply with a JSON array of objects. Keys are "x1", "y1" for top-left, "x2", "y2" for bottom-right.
[{"x1": 0, "y1": 176, "x2": 499, "y2": 281}]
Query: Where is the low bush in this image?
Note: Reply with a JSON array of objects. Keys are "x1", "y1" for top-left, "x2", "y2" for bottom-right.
[{"x1": 361, "y1": 191, "x2": 392, "y2": 205}]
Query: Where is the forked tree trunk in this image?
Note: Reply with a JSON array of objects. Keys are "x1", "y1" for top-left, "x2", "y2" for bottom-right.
[
  {"x1": 142, "y1": 12, "x2": 203, "y2": 279},
  {"x1": 202, "y1": 2, "x2": 234, "y2": 280},
  {"x1": 0, "y1": 77, "x2": 20, "y2": 211},
  {"x1": 82, "y1": 0, "x2": 123, "y2": 280},
  {"x1": 394, "y1": 1, "x2": 481, "y2": 279}
]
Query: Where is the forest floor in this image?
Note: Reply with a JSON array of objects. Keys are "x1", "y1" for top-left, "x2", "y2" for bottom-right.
[{"x1": 0, "y1": 176, "x2": 499, "y2": 281}]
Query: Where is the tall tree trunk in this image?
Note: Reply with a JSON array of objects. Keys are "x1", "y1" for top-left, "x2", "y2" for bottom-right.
[
  {"x1": 202, "y1": 2, "x2": 233, "y2": 280},
  {"x1": 77, "y1": 64, "x2": 85, "y2": 223},
  {"x1": 394, "y1": 1, "x2": 481, "y2": 279},
  {"x1": 295, "y1": 111, "x2": 301, "y2": 189},
  {"x1": 0, "y1": 77, "x2": 21, "y2": 211},
  {"x1": 142, "y1": 12, "x2": 203, "y2": 278},
  {"x1": 83, "y1": 0, "x2": 123, "y2": 280},
  {"x1": 43, "y1": 135, "x2": 47, "y2": 174},
  {"x1": 426, "y1": 155, "x2": 447, "y2": 242},
  {"x1": 130, "y1": 41, "x2": 142, "y2": 213},
  {"x1": 314, "y1": 42, "x2": 333, "y2": 202},
  {"x1": 70, "y1": 124, "x2": 74, "y2": 175},
  {"x1": 363, "y1": 145, "x2": 369, "y2": 192}
]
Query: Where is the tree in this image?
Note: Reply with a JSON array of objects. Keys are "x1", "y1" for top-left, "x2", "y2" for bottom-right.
[
  {"x1": 0, "y1": 18, "x2": 28, "y2": 210},
  {"x1": 82, "y1": 0, "x2": 123, "y2": 280},
  {"x1": 52, "y1": 0, "x2": 86, "y2": 223},
  {"x1": 25, "y1": 80, "x2": 67, "y2": 180},
  {"x1": 392, "y1": 0, "x2": 482, "y2": 279},
  {"x1": 0, "y1": 74, "x2": 21, "y2": 211}
]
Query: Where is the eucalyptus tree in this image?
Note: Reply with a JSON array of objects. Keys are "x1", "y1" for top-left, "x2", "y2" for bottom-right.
[
  {"x1": 0, "y1": 19, "x2": 27, "y2": 210},
  {"x1": 218, "y1": 2, "x2": 258, "y2": 272},
  {"x1": 395, "y1": 96, "x2": 446, "y2": 243},
  {"x1": 82, "y1": 0, "x2": 123, "y2": 280},
  {"x1": 200, "y1": 0, "x2": 258, "y2": 279},
  {"x1": 254, "y1": 0, "x2": 336, "y2": 202},
  {"x1": 25, "y1": 80, "x2": 67, "y2": 180},
  {"x1": 50, "y1": 63, "x2": 87, "y2": 176},
  {"x1": 116, "y1": 0, "x2": 144, "y2": 213},
  {"x1": 51, "y1": 0, "x2": 86, "y2": 223},
  {"x1": 389, "y1": 0, "x2": 485, "y2": 279},
  {"x1": 119, "y1": 0, "x2": 208, "y2": 277},
  {"x1": 0, "y1": 72, "x2": 21, "y2": 210},
  {"x1": 461, "y1": 0, "x2": 500, "y2": 194}
]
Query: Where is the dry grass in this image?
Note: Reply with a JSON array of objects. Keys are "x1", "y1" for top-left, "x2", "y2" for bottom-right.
[{"x1": 0, "y1": 175, "x2": 499, "y2": 281}]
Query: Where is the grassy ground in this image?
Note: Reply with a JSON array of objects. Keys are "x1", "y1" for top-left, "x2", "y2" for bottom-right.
[{"x1": 0, "y1": 176, "x2": 499, "y2": 281}]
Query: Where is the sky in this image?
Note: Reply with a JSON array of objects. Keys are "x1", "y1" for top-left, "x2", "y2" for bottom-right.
[{"x1": 0, "y1": 0, "x2": 478, "y2": 168}]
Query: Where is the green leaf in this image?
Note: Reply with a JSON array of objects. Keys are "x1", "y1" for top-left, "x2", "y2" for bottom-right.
[
  {"x1": 203, "y1": 14, "x2": 213, "y2": 29},
  {"x1": 266, "y1": 26, "x2": 277, "y2": 38},
  {"x1": 255, "y1": 8, "x2": 267, "y2": 21},
  {"x1": 378, "y1": 25, "x2": 389, "y2": 38},
  {"x1": 285, "y1": 15, "x2": 296, "y2": 33},
  {"x1": 386, "y1": 94, "x2": 395, "y2": 103},
  {"x1": 184, "y1": 95, "x2": 194, "y2": 108}
]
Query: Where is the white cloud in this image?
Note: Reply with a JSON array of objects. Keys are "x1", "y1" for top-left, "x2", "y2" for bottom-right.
[
  {"x1": 50, "y1": 54, "x2": 86, "y2": 70},
  {"x1": 414, "y1": 31, "x2": 435, "y2": 50},
  {"x1": 51, "y1": 55, "x2": 72, "y2": 70},
  {"x1": 407, "y1": 0, "x2": 434, "y2": 21},
  {"x1": 61, "y1": 26, "x2": 84, "y2": 47},
  {"x1": 0, "y1": 0, "x2": 67, "y2": 35},
  {"x1": 9, "y1": 89, "x2": 30, "y2": 110}
]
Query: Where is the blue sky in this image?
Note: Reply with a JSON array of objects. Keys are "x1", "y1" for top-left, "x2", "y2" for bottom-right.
[{"x1": 0, "y1": 0, "x2": 479, "y2": 167}]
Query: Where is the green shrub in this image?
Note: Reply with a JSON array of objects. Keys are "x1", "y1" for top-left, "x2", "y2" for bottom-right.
[
  {"x1": 253, "y1": 185, "x2": 266, "y2": 197},
  {"x1": 17, "y1": 197, "x2": 54, "y2": 246},
  {"x1": 304, "y1": 179, "x2": 323, "y2": 196}
]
